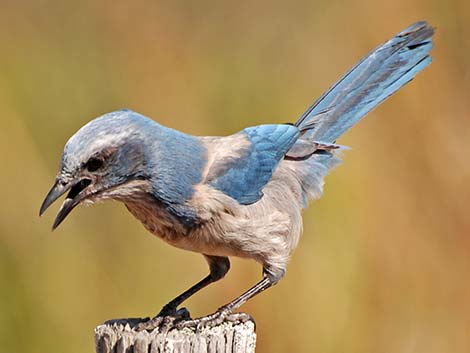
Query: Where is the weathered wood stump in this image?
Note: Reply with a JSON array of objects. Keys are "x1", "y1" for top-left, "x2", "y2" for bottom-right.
[{"x1": 95, "y1": 316, "x2": 256, "y2": 353}]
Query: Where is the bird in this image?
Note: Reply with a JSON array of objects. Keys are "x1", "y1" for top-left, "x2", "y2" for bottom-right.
[{"x1": 40, "y1": 21, "x2": 434, "y2": 329}]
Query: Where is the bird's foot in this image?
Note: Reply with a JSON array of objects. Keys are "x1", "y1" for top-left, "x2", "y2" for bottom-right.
[
  {"x1": 136, "y1": 307, "x2": 191, "y2": 332},
  {"x1": 176, "y1": 306, "x2": 252, "y2": 330}
]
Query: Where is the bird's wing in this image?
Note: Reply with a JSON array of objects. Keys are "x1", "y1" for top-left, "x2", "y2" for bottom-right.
[{"x1": 204, "y1": 124, "x2": 299, "y2": 204}]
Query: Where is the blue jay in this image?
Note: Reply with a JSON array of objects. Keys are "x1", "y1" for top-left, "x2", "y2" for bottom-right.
[{"x1": 40, "y1": 22, "x2": 433, "y2": 329}]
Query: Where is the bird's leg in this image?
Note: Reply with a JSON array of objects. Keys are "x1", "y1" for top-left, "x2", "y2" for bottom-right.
[
  {"x1": 178, "y1": 267, "x2": 280, "y2": 329},
  {"x1": 156, "y1": 275, "x2": 213, "y2": 317},
  {"x1": 137, "y1": 255, "x2": 230, "y2": 331}
]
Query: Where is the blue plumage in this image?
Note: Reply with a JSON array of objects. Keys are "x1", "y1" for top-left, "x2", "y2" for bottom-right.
[
  {"x1": 40, "y1": 22, "x2": 434, "y2": 328},
  {"x1": 63, "y1": 109, "x2": 207, "y2": 226},
  {"x1": 296, "y1": 21, "x2": 433, "y2": 142},
  {"x1": 209, "y1": 124, "x2": 299, "y2": 204}
]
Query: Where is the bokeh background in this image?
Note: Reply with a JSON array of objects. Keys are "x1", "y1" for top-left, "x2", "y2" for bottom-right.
[{"x1": 1, "y1": 1, "x2": 469, "y2": 352}]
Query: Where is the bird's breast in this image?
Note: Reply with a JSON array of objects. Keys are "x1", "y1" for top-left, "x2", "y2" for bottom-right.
[
  {"x1": 124, "y1": 196, "x2": 188, "y2": 242},
  {"x1": 123, "y1": 177, "x2": 303, "y2": 263}
]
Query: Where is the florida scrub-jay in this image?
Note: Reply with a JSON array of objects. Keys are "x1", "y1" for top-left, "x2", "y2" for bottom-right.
[{"x1": 40, "y1": 22, "x2": 434, "y2": 328}]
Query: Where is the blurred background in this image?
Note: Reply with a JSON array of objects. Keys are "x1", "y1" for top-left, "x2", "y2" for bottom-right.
[{"x1": 0, "y1": 0, "x2": 469, "y2": 352}]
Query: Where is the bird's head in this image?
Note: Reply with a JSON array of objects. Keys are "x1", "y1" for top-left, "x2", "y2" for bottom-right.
[{"x1": 40, "y1": 110, "x2": 151, "y2": 229}]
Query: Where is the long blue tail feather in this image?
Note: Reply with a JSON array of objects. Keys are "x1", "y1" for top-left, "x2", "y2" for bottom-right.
[{"x1": 295, "y1": 21, "x2": 434, "y2": 143}]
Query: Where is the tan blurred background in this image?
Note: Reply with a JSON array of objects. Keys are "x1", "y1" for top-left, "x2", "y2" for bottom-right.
[{"x1": 0, "y1": 0, "x2": 469, "y2": 352}]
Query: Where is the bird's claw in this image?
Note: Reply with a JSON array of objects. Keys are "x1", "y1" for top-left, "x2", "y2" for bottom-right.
[
  {"x1": 176, "y1": 308, "x2": 252, "y2": 330},
  {"x1": 135, "y1": 307, "x2": 191, "y2": 332},
  {"x1": 116, "y1": 307, "x2": 252, "y2": 332},
  {"x1": 136, "y1": 316, "x2": 167, "y2": 332}
]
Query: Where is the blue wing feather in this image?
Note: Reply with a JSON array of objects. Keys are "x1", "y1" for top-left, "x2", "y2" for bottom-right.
[{"x1": 209, "y1": 124, "x2": 299, "y2": 204}]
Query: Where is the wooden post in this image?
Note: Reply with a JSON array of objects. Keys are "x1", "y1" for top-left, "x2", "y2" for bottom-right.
[{"x1": 95, "y1": 315, "x2": 257, "y2": 353}]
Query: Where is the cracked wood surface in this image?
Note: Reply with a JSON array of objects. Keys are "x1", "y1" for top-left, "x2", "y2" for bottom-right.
[{"x1": 95, "y1": 316, "x2": 256, "y2": 353}]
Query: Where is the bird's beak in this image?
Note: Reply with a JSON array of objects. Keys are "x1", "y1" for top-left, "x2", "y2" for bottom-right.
[{"x1": 40, "y1": 177, "x2": 92, "y2": 230}]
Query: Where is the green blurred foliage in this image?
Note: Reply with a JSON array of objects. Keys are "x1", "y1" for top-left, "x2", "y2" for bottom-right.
[{"x1": 1, "y1": 0, "x2": 469, "y2": 352}]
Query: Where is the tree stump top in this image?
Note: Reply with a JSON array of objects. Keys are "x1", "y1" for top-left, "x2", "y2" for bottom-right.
[{"x1": 95, "y1": 316, "x2": 256, "y2": 353}]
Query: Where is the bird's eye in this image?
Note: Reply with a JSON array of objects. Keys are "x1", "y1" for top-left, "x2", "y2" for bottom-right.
[{"x1": 85, "y1": 157, "x2": 104, "y2": 172}]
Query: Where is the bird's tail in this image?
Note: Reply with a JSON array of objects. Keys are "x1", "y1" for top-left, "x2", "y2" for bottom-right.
[
  {"x1": 294, "y1": 21, "x2": 434, "y2": 143},
  {"x1": 284, "y1": 22, "x2": 433, "y2": 205}
]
